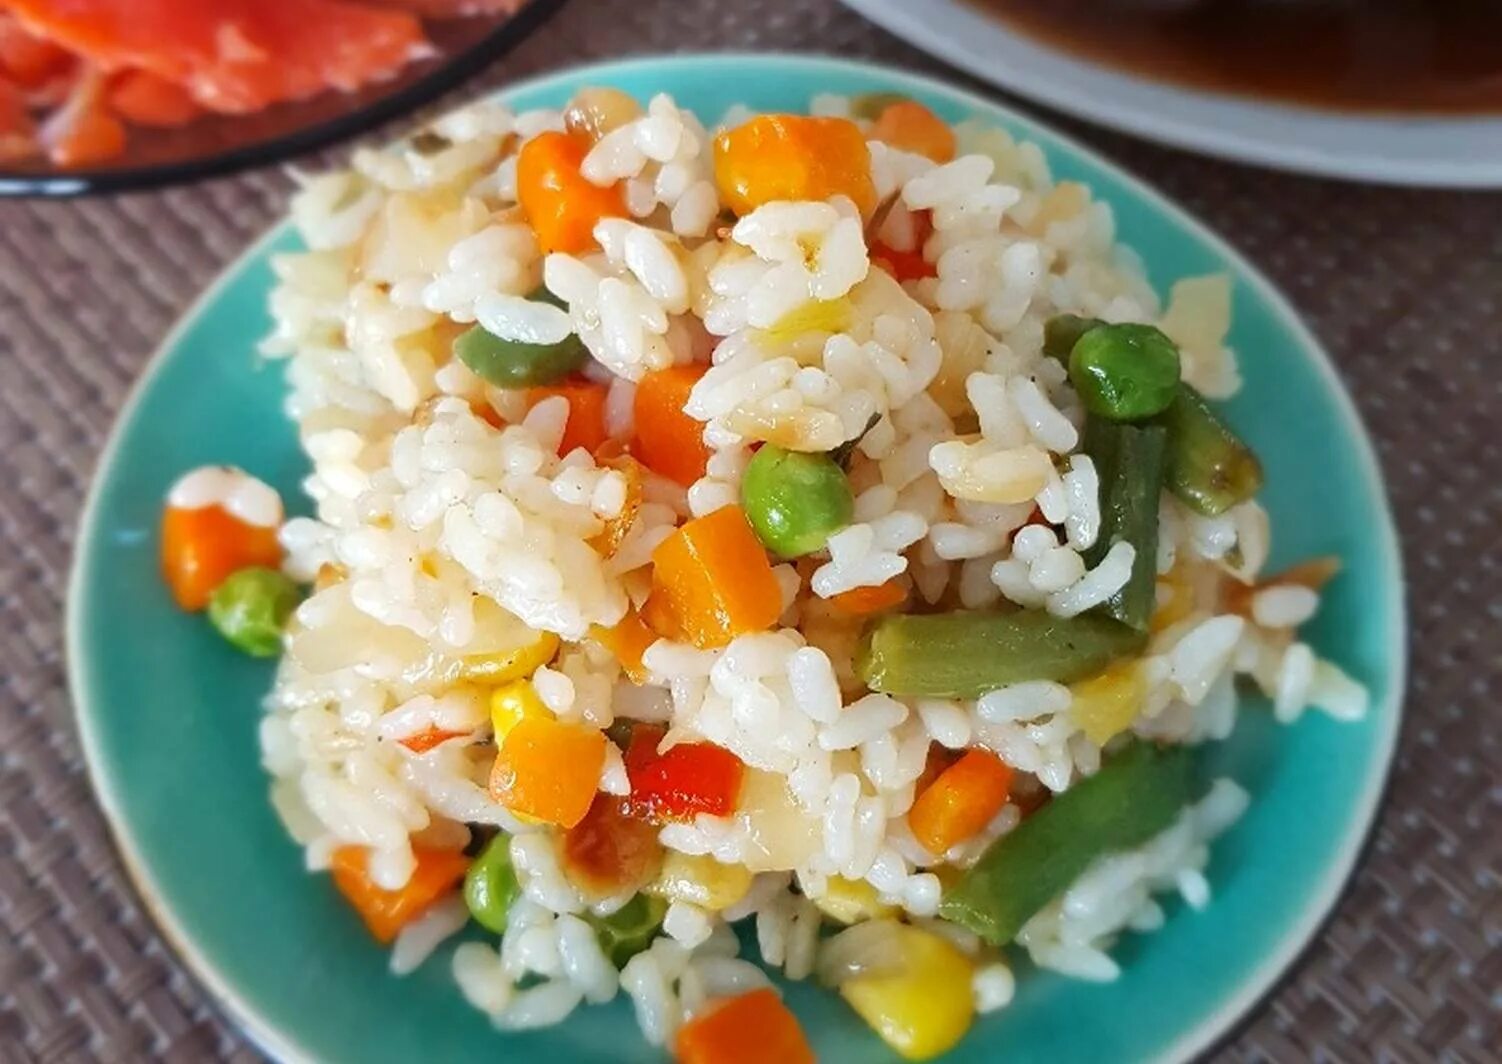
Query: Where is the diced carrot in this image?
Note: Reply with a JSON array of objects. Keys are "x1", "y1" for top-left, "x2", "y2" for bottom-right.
[
  {"x1": 592, "y1": 454, "x2": 643, "y2": 558},
  {"x1": 489, "y1": 715, "x2": 607, "y2": 828},
  {"x1": 869, "y1": 99, "x2": 956, "y2": 163},
  {"x1": 108, "y1": 69, "x2": 201, "y2": 126},
  {"x1": 908, "y1": 748, "x2": 1014, "y2": 856},
  {"x1": 528, "y1": 377, "x2": 609, "y2": 456},
  {"x1": 650, "y1": 506, "x2": 782, "y2": 649},
  {"x1": 640, "y1": 590, "x2": 684, "y2": 642},
  {"x1": 633, "y1": 364, "x2": 712, "y2": 488},
  {"x1": 562, "y1": 795, "x2": 664, "y2": 898},
  {"x1": 624, "y1": 723, "x2": 745, "y2": 822},
  {"x1": 713, "y1": 114, "x2": 876, "y2": 216},
  {"x1": 675, "y1": 987, "x2": 815, "y2": 1064},
  {"x1": 161, "y1": 504, "x2": 282, "y2": 611},
  {"x1": 595, "y1": 608, "x2": 657, "y2": 684},
  {"x1": 516, "y1": 129, "x2": 627, "y2": 253},
  {"x1": 829, "y1": 578, "x2": 907, "y2": 617},
  {"x1": 0, "y1": 14, "x2": 71, "y2": 88},
  {"x1": 329, "y1": 845, "x2": 468, "y2": 944},
  {"x1": 398, "y1": 726, "x2": 467, "y2": 753}
]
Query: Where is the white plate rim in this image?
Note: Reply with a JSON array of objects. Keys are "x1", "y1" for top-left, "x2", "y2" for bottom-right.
[{"x1": 841, "y1": 0, "x2": 1502, "y2": 188}]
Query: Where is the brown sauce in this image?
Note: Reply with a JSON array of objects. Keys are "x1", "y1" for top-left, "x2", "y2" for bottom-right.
[{"x1": 973, "y1": 0, "x2": 1502, "y2": 115}]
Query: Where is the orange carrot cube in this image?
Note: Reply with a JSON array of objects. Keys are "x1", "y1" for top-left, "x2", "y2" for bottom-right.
[
  {"x1": 633, "y1": 364, "x2": 712, "y2": 487},
  {"x1": 161, "y1": 504, "x2": 281, "y2": 612},
  {"x1": 329, "y1": 845, "x2": 468, "y2": 944},
  {"x1": 675, "y1": 988, "x2": 815, "y2": 1064},
  {"x1": 908, "y1": 748, "x2": 1014, "y2": 856},
  {"x1": 517, "y1": 130, "x2": 627, "y2": 253},
  {"x1": 489, "y1": 716, "x2": 608, "y2": 828},
  {"x1": 650, "y1": 506, "x2": 782, "y2": 649}
]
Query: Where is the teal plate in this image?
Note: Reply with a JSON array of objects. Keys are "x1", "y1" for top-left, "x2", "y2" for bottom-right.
[{"x1": 69, "y1": 54, "x2": 1406, "y2": 1064}]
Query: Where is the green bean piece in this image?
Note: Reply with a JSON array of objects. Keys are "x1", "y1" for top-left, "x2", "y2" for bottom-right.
[
  {"x1": 464, "y1": 834, "x2": 521, "y2": 935},
  {"x1": 1068, "y1": 323, "x2": 1181, "y2": 421},
  {"x1": 856, "y1": 610, "x2": 1146, "y2": 698},
  {"x1": 206, "y1": 567, "x2": 300, "y2": 657},
  {"x1": 939, "y1": 742, "x2": 1194, "y2": 945},
  {"x1": 740, "y1": 444, "x2": 855, "y2": 558},
  {"x1": 453, "y1": 287, "x2": 587, "y2": 388},
  {"x1": 1157, "y1": 387, "x2": 1264, "y2": 517},
  {"x1": 591, "y1": 893, "x2": 667, "y2": 968},
  {"x1": 1042, "y1": 313, "x2": 1103, "y2": 363},
  {"x1": 1081, "y1": 418, "x2": 1167, "y2": 631}
]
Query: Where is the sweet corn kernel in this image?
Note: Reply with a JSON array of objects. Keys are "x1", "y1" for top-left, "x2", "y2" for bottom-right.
[
  {"x1": 809, "y1": 875, "x2": 896, "y2": 925},
  {"x1": 1069, "y1": 660, "x2": 1147, "y2": 746},
  {"x1": 489, "y1": 680, "x2": 551, "y2": 743},
  {"x1": 462, "y1": 632, "x2": 560, "y2": 685},
  {"x1": 646, "y1": 851, "x2": 753, "y2": 912},
  {"x1": 762, "y1": 297, "x2": 852, "y2": 344},
  {"x1": 840, "y1": 924, "x2": 976, "y2": 1061}
]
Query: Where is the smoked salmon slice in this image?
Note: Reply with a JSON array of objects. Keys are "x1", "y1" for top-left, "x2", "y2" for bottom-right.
[
  {"x1": 0, "y1": 76, "x2": 37, "y2": 161},
  {"x1": 107, "y1": 70, "x2": 202, "y2": 127},
  {"x1": 37, "y1": 65, "x2": 123, "y2": 166},
  {"x1": 0, "y1": 12, "x2": 70, "y2": 87},
  {"x1": 367, "y1": 0, "x2": 522, "y2": 16},
  {"x1": 0, "y1": 0, "x2": 429, "y2": 114}
]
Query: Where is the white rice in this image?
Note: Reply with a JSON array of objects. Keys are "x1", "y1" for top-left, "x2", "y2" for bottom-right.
[{"x1": 258, "y1": 88, "x2": 1370, "y2": 1053}]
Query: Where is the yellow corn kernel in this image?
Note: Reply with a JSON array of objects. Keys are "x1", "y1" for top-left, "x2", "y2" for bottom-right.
[
  {"x1": 646, "y1": 851, "x2": 753, "y2": 912},
  {"x1": 489, "y1": 680, "x2": 551, "y2": 743},
  {"x1": 809, "y1": 875, "x2": 895, "y2": 925},
  {"x1": 840, "y1": 924, "x2": 975, "y2": 1060},
  {"x1": 762, "y1": 297, "x2": 852, "y2": 343},
  {"x1": 463, "y1": 632, "x2": 561, "y2": 686},
  {"x1": 1069, "y1": 660, "x2": 1148, "y2": 746}
]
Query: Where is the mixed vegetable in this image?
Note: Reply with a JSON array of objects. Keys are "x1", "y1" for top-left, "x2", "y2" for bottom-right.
[
  {"x1": 161, "y1": 91, "x2": 1298, "y2": 1061},
  {"x1": 160, "y1": 465, "x2": 302, "y2": 655}
]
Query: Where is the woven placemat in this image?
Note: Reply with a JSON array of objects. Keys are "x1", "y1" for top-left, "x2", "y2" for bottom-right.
[{"x1": 1, "y1": 1, "x2": 1498, "y2": 1060}]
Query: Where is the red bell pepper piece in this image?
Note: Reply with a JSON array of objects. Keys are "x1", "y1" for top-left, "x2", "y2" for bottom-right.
[
  {"x1": 870, "y1": 210, "x2": 936, "y2": 283},
  {"x1": 624, "y1": 724, "x2": 745, "y2": 822}
]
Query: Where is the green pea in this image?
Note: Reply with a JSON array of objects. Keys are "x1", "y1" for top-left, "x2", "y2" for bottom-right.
[
  {"x1": 590, "y1": 893, "x2": 666, "y2": 968},
  {"x1": 453, "y1": 287, "x2": 587, "y2": 388},
  {"x1": 740, "y1": 444, "x2": 855, "y2": 558},
  {"x1": 464, "y1": 834, "x2": 521, "y2": 935},
  {"x1": 1068, "y1": 323, "x2": 1181, "y2": 421},
  {"x1": 1042, "y1": 313, "x2": 1104, "y2": 363},
  {"x1": 207, "y1": 567, "x2": 300, "y2": 657}
]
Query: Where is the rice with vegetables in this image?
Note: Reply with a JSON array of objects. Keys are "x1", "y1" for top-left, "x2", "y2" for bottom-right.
[{"x1": 159, "y1": 86, "x2": 1369, "y2": 1059}]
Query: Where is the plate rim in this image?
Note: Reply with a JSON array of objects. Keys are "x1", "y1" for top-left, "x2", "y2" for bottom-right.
[
  {"x1": 840, "y1": 0, "x2": 1502, "y2": 188},
  {"x1": 66, "y1": 51, "x2": 1409, "y2": 1064},
  {"x1": 0, "y1": 0, "x2": 567, "y2": 198}
]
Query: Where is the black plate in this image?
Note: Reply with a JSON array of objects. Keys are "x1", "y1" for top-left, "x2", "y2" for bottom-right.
[{"x1": 0, "y1": 0, "x2": 565, "y2": 198}]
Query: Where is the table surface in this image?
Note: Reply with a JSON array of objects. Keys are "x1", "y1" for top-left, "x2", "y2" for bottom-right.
[{"x1": 2, "y1": 1, "x2": 1498, "y2": 1061}]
